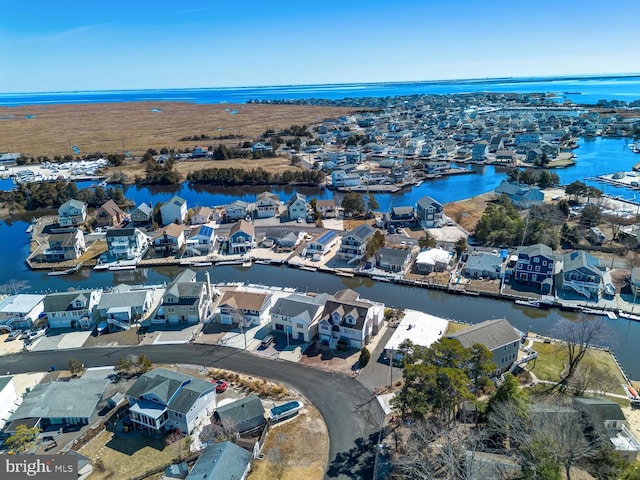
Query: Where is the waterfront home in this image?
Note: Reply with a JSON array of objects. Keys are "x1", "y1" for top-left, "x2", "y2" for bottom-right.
[
  {"x1": 462, "y1": 252, "x2": 503, "y2": 279},
  {"x1": 0, "y1": 376, "x2": 18, "y2": 430},
  {"x1": 375, "y1": 247, "x2": 412, "y2": 274},
  {"x1": 213, "y1": 394, "x2": 265, "y2": 436},
  {"x1": 383, "y1": 310, "x2": 449, "y2": 363},
  {"x1": 218, "y1": 288, "x2": 272, "y2": 327},
  {"x1": 305, "y1": 230, "x2": 338, "y2": 258},
  {"x1": 316, "y1": 199, "x2": 337, "y2": 218},
  {"x1": 186, "y1": 224, "x2": 217, "y2": 255},
  {"x1": 44, "y1": 229, "x2": 86, "y2": 261},
  {"x1": 226, "y1": 220, "x2": 255, "y2": 254},
  {"x1": 0, "y1": 294, "x2": 45, "y2": 330},
  {"x1": 190, "y1": 206, "x2": 213, "y2": 225},
  {"x1": 106, "y1": 227, "x2": 149, "y2": 260},
  {"x1": 415, "y1": 248, "x2": 452, "y2": 273},
  {"x1": 5, "y1": 371, "x2": 109, "y2": 434},
  {"x1": 130, "y1": 202, "x2": 154, "y2": 226},
  {"x1": 225, "y1": 200, "x2": 252, "y2": 222},
  {"x1": 471, "y1": 141, "x2": 489, "y2": 161},
  {"x1": 58, "y1": 199, "x2": 87, "y2": 227},
  {"x1": 515, "y1": 132, "x2": 541, "y2": 145},
  {"x1": 448, "y1": 318, "x2": 522, "y2": 374},
  {"x1": 96, "y1": 286, "x2": 154, "y2": 328},
  {"x1": 185, "y1": 442, "x2": 252, "y2": 480},
  {"x1": 161, "y1": 269, "x2": 213, "y2": 324},
  {"x1": 558, "y1": 250, "x2": 604, "y2": 300},
  {"x1": 95, "y1": 199, "x2": 126, "y2": 227},
  {"x1": 331, "y1": 169, "x2": 361, "y2": 188},
  {"x1": 152, "y1": 223, "x2": 186, "y2": 255},
  {"x1": 514, "y1": 243, "x2": 556, "y2": 294},
  {"x1": 44, "y1": 289, "x2": 102, "y2": 329},
  {"x1": 160, "y1": 195, "x2": 187, "y2": 225},
  {"x1": 424, "y1": 159, "x2": 449, "y2": 173},
  {"x1": 0, "y1": 152, "x2": 20, "y2": 166},
  {"x1": 270, "y1": 293, "x2": 329, "y2": 342},
  {"x1": 263, "y1": 229, "x2": 300, "y2": 252},
  {"x1": 390, "y1": 206, "x2": 415, "y2": 226},
  {"x1": 337, "y1": 223, "x2": 376, "y2": 264},
  {"x1": 286, "y1": 193, "x2": 307, "y2": 221},
  {"x1": 495, "y1": 149, "x2": 516, "y2": 163},
  {"x1": 318, "y1": 289, "x2": 384, "y2": 349},
  {"x1": 415, "y1": 195, "x2": 444, "y2": 228},
  {"x1": 126, "y1": 368, "x2": 216, "y2": 435},
  {"x1": 494, "y1": 180, "x2": 544, "y2": 209},
  {"x1": 255, "y1": 192, "x2": 280, "y2": 218}
]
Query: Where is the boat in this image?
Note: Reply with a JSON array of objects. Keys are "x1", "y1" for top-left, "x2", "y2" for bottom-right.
[
  {"x1": 300, "y1": 266, "x2": 317, "y2": 272},
  {"x1": 414, "y1": 180, "x2": 423, "y2": 187},
  {"x1": 241, "y1": 260, "x2": 252, "y2": 268},
  {"x1": 372, "y1": 275, "x2": 392, "y2": 282},
  {"x1": 514, "y1": 299, "x2": 551, "y2": 309},
  {"x1": 192, "y1": 262, "x2": 213, "y2": 267},
  {"x1": 629, "y1": 385, "x2": 639, "y2": 398},
  {"x1": 254, "y1": 259, "x2": 271, "y2": 265},
  {"x1": 48, "y1": 263, "x2": 82, "y2": 276},
  {"x1": 268, "y1": 400, "x2": 304, "y2": 422},
  {"x1": 108, "y1": 264, "x2": 137, "y2": 271},
  {"x1": 607, "y1": 311, "x2": 618, "y2": 320}
]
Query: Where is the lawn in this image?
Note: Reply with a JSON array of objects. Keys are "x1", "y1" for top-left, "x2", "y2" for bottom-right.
[{"x1": 79, "y1": 429, "x2": 190, "y2": 480}]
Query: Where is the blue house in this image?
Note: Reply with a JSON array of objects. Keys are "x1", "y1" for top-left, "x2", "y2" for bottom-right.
[
  {"x1": 514, "y1": 243, "x2": 556, "y2": 294},
  {"x1": 559, "y1": 250, "x2": 604, "y2": 300},
  {"x1": 494, "y1": 180, "x2": 544, "y2": 209}
]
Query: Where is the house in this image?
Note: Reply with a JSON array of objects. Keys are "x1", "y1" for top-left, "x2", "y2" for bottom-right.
[
  {"x1": 95, "y1": 199, "x2": 126, "y2": 227},
  {"x1": 287, "y1": 193, "x2": 307, "y2": 220},
  {"x1": 415, "y1": 195, "x2": 444, "y2": 228},
  {"x1": 471, "y1": 141, "x2": 489, "y2": 161},
  {"x1": 44, "y1": 229, "x2": 86, "y2": 261},
  {"x1": 160, "y1": 196, "x2": 187, "y2": 225},
  {"x1": 424, "y1": 160, "x2": 449, "y2": 173},
  {"x1": 415, "y1": 248, "x2": 452, "y2": 273},
  {"x1": 316, "y1": 199, "x2": 337, "y2": 218},
  {"x1": 270, "y1": 293, "x2": 329, "y2": 342},
  {"x1": 229, "y1": 220, "x2": 256, "y2": 254},
  {"x1": 255, "y1": 192, "x2": 280, "y2": 218},
  {"x1": 213, "y1": 394, "x2": 265, "y2": 436},
  {"x1": 631, "y1": 267, "x2": 640, "y2": 298},
  {"x1": 384, "y1": 310, "x2": 449, "y2": 363},
  {"x1": 331, "y1": 170, "x2": 361, "y2": 188},
  {"x1": 495, "y1": 149, "x2": 516, "y2": 163},
  {"x1": 375, "y1": 247, "x2": 412, "y2": 273},
  {"x1": 558, "y1": 250, "x2": 604, "y2": 300},
  {"x1": 191, "y1": 145, "x2": 210, "y2": 158},
  {"x1": 44, "y1": 289, "x2": 102, "y2": 329},
  {"x1": 58, "y1": 199, "x2": 87, "y2": 227},
  {"x1": 225, "y1": 200, "x2": 252, "y2": 222},
  {"x1": 514, "y1": 243, "x2": 556, "y2": 294},
  {"x1": 462, "y1": 252, "x2": 503, "y2": 279},
  {"x1": 185, "y1": 442, "x2": 251, "y2": 480},
  {"x1": 6, "y1": 371, "x2": 110, "y2": 434},
  {"x1": 106, "y1": 227, "x2": 149, "y2": 260},
  {"x1": 186, "y1": 224, "x2": 217, "y2": 255},
  {"x1": 494, "y1": 180, "x2": 544, "y2": 209},
  {"x1": 161, "y1": 269, "x2": 213, "y2": 324},
  {"x1": 573, "y1": 397, "x2": 640, "y2": 462},
  {"x1": 0, "y1": 376, "x2": 18, "y2": 430},
  {"x1": 251, "y1": 142, "x2": 273, "y2": 153},
  {"x1": 317, "y1": 289, "x2": 384, "y2": 349},
  {"x1": 131, "y1": 203, "x2": 154, "y2": 226},
  {"x1": 152, "y1": 223, "x2": 186, "y2": 254},
  {"x1": 0, "y1": 294, "x2": 45, "y2": 330},
  {"x1": 448, "y1": 318, "x2": 522, "y2": 374},
  {"x1": 390, "y1": 206, "x2": 415, "y2": 225},
  {"x1": 338, "y1": 223, "x2": 376, "y2": 264},
  {"x1": 190, "y1": 206, "x2": 213, "y2": 225},
  {"x1": 305, "y1": 230, "x2": 338, "y2": 258},
  {"x1": 218, "y1": 288, "x2": 272, "y2": 327},
  {"x1": 589, "y1": 226, "x2": 607, "y2": 245},
  {"x1": 126, "y1": 368, "x2": 217, "y2": 435},
  {"x1": 96, "y1": 285, "x2": 154, "y2": 327}
]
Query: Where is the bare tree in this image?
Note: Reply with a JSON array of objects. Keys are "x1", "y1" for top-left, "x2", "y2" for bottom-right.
[
  {"x1": 0, "y1": 279, "x2": 30, "y2": 295},
  {"x1": 603, "y1": 213, "x2": 635, "y2": 242},
  {"x1": 569, "y1": 362, "x2": 621, "y2": 397}
]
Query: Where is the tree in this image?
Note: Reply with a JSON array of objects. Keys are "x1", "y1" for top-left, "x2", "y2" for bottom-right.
[
  {"x1": 115, "y1": 357, "x2": 133, "y2": 377},
  {"x1": 136, "y1": 354, "x2": 153, "y2": 374},
  {"x1": 418, "y1": 231, "x2": 437, "y2": 249},
  {"x1": 454, "y1": 237, "x2": 467, "y2": 258},
  {"x1": 359, "y1": 347, "x2": 371, "y2": 368},
  {"x1": 580, "y1": 204, "x2": 602, "y2": 227},
  {"x1": 341, "y1": 192, "x2": 365, "y2": 217},
  {"x1": 565, "y1": 181, "x2": 589, "y2": 202},
  {"x1": 5, "y1": 424, "x2": 41, "y2": 454},
  {"x1": 365, "y1": 230, "x2": 385, "y2": 257},
  {"x1": 467, "y1": 343, "x2": 495, "y2": 396},
  {"x1": 68, "y1": 357, "x2": 84, "y2": 377},
  {"x1": 365, "y1": 194, "x2": 379, "y2": 216},
  {"x1": 0, "y1": 279, "x2": 30, "y2": 295}
]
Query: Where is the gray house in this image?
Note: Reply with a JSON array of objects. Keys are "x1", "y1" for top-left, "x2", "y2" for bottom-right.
[
  {"x1": 213, "y1": 394, "x2": 265, "y2": 436},
  {"x1": 415, "y1": 195, "x2": 443, "y2": 228},
  {"x1": 375, "y1": 247, "x2": 412, "y2": 273},
  {"x1": 185, "y1": 442, "x2": 251, "y2": 480},
  {"x1": 462, "y1": 252, "x2": 503, "y2": 279}
]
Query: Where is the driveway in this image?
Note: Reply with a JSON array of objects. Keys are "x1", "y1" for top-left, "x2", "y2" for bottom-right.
[{"x1": 1, "y1": 344, "x2": 385, "y2": 480}]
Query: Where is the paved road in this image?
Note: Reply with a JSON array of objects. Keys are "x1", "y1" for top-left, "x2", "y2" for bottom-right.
[{"x1": 0, "y1": 344, "x2": 385, "y2": 480}]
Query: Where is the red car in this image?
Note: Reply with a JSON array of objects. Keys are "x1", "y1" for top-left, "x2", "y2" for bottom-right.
[{"x1": 212, "y1": 379, "x2": 228, "y2": 393}]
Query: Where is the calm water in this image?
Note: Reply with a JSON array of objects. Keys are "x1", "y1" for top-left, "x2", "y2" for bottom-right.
[{"x1": 1, "y1": 75, "x2": 640, "y2": 107}]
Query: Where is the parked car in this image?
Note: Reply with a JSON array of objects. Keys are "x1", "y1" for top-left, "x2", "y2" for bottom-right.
[
  {"x1": 261, "y1": 334, "x2": 276, "y2": 348},
  {"x1": 7, "y1": 329, "x2": 22, "y2": 341},
  {"x1": 211, "y1": 379, "x2": 228, "y2": 393},
  {"x1": 23, "y1": 329, "x2": 46, "y2": 341}
]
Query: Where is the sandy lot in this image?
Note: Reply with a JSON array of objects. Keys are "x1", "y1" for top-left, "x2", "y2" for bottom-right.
[{"x1": 0, "y1": 102, "x2": 360, "y2": 158}]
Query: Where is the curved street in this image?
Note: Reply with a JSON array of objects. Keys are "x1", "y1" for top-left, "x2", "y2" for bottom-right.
[{"x1": 0, "y1": 343, "x2": 386, "y2": 480}]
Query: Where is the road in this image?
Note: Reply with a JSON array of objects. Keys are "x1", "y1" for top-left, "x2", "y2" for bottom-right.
[{"x1": 0, "y1": 343, "x2": 385, "y2": 480}]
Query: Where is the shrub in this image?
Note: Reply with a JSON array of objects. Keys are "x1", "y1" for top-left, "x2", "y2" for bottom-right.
[{"x1": 359, "y1": 347, "x2": 371, "y2": 368}]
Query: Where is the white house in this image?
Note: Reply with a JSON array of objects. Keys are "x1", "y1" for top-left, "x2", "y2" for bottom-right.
[
  {"x1": 161, "y1": 269, "x2": 213, "y2": 324},
  {"x1": 255, "y1": 192, "x2": 280, "y2": 218},
  {"x1": 106, "y1": 227, "x2": 149, "y2": 260},
  {"x1": 58, "y1": 199, "x2": 87, "y2": 227},
  {"x1": 218, "y1": 288, "x2": 272, "y2": 327},
  {"x1": 186, "y1": 224, "x2": 217, "y2": 255},
  {"x1": 44, "y1": 289, "x2": 102, "y2": 329},
  {"x1": 225, "y1": 200, "x2": 251, "y2": 222},
  {"x1": 287, "y1": 193, "x2": 307, "y2": 220},
  {"x1": 152, "y1": 223, "x2": 186, "y2": 254},
  {"x1": 415, "y1": 248, "x2": 452, "y2": 273},
  {"x1": 270, "y1": 293, "x2": 329, "y2": 342},
  {"x1": 160, "y1": 196, "x2": 187, "y2": 225},
  {"x1": 0, "y1": 376, "x2": 18, "y2": 430},
  {"x1": 331, "y1": 170, "x2": 361, "y2": 188},
  {"x1": 44, "y1": 229, "x2": 86, "y2": 261},
  {"x1": 305, "y1": 230, "x2": 339, "y2": 258},
  {"x1": 0, "y1": 294, "x2": 45, "y2": 330},
  {"x1": 190, "y1": 206, "x2": 213, "y2": 225}
]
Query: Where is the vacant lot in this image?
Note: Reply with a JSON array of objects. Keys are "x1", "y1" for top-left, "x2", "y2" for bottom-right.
[
  {"x1": 0, "y1": 102, "x2": 360, "y2": 157},
  {"x1": 443, "y1": 192, "x2": 493, "y2": 233}
]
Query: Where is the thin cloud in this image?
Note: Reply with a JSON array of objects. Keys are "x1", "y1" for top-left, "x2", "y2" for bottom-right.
[
  {"x1": 7, "y1": 23, "x2": 115, "y2": 46},
  {"x1": 175, "y1": 5, "x2": 217, "y2": 14}
]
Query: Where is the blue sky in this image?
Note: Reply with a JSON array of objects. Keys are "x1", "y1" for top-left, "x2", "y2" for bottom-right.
[{"x1": 1, "y1": 0, "x2": 639, "y2": 93}]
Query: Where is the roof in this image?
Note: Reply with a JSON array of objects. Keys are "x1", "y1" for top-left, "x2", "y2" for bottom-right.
[
  {"x1": 449, "y1": 318, "x2": 521, "y2": 351},
  {"x1": 218, "y1": 289, "x2": 269, "y2": 312},
  {"x1": 416, "y1": 195, "x2": 443, "y2": 211},
  {"x1": 189, "y1": 224, "x2": 215, "y2": 239},
  {"x1": 287, "y1": 193, "x2": 306, "y2": 207},
  {"x1": 345, "y1": 223, "x2": 375, "y2": 243},
  {"x1": 573, "y1": 397, "x2": 626, "y2": 423},
  {"x1": 193, "y1": 206, "x2": 212, "y2": 217},
  {"x1": 98, "y1": 199, "x2": 125, "y2": 217},
  {"x1": 384, "y1": 310, "x2": 448, "y2": 351},
  {"x1": 48, "y1": 230, "x2": 80, "y2": 246},
  {"x1": 257, "y1": 191, "x2": 279, "y2": 202},
  {"x1": 185, "y1": 442, "x2": 251, "y2": 480},
  {"x1": 60, "y1": 199, "x2": 86, "y2": 211},
  {"x1": 270, "y1": 293, "x2": 328, "y2": 324},
  {"x1": 97, "y1": 290, "x2": 150, "y2": 310},
  {"x1": 134, "y1": 203, "x2": 153, "y2": 216},
  {"x1": 563, "y1": 250, "x2": 601, "y2": 273},
  {"x1": 391, "y1": 206, "x2": 414, "y2": 216},
  {"x1": 162, "y1": 196, "x2": 186, "y2": 208},
  {"x1": 517, "y1": 243, "x2": 553, "y2": 258},
  {"x1": 230, "y1": 219, "x2": 254, "y2": 237},
  {"x1": 0, "y1": 294, "x2": 45, "y2": 314},
  {"x1": 311, "y1": 230, "x2": 338, "y2": 245},
  {"x1": 126, "y1": 368, "x2": 215, "y2": 415},
  {"x1": 416, "y1": 248, "x2": 452, "y2": 266},
  {"x1": 376, "y1": 247, "x2": 410, "y2": 266},
  {"x1": 320, "y1": 289, "x2": 376, "y2": 331},
  {"x1": 464, "y1": 253, "x2": 502, "y2": 272},
  {"x1": 106, "y1": 227, "x2": 140, "y2": 238},
  {"x1": 43, "y1": 290, "x2": 94, "y2": 312},
  {"x1": 316, "y1": 199, "x2": 336, "y2": 208},
  {"x1": 215, "y1": 394, "x2": 265, "y2": 432},
  {"x1": 0, "y1": 376, "x2": 14, "y2": 393},
  {"x1": 154, "y1": 223, "x2": 184, "y2": 239}
]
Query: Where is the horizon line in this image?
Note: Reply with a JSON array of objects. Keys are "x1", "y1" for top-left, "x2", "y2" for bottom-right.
[{"x1": 2, "y1": 71, "x2": 640, "y2": 96}]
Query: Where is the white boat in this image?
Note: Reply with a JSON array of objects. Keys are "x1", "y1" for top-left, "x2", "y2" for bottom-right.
[
  {"x1": 268, "y1": 400, "x2": 304, "y2": 422},
  {"x1": 192, "y1": 262, "x2": 213, "y2": 267},
  {"x1": 108, "y1": 264, "x2": 136, "y2": 271}
]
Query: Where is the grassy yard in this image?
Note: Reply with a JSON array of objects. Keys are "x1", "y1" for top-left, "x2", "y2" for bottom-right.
[{"x1": 79, "y1": 429, "x2": 190, "y2": 480}]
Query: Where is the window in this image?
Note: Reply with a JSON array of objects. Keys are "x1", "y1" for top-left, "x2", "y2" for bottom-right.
[
  {"x1": 533, "y1": 257, "x2": 539, "y2": 263},
  {"x1": 296, "y1": 323, "x2": 304, "y2": 329},
  {"x1": 535, "y1": 266, "x2": 540, "y2": 272}
]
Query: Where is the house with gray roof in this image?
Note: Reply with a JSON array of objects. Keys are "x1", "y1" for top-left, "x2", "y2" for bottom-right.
[
  {"x1": 44, "y1": 289, "x2": 102, "y2": 329},
  {"x1": 494, "y1": 180, "x2": 544, "y2": 209},
  {"x1": 106, "y1": 227, "x2": 149, "y2": 260},
  {"x1": 558, "y1": 250, "x2": 604, "y2": 300},
  {"x1": 448, "y1": 318, "x2": 522, "y2": 374},
  {"x1": 161, "y1": 269, "x2": 213, "y2": 324},
  {"x1": 96, "y1": 287, "x2": 154, "y2": 327},
  {"x1": 45, "y1": 229, "x2": 86, "y2": 261},
  {"x1": 185, "y1": 442, "x2": 251, "y2": 480},
  {"x1": 131, "y1": 202, "x2": 153, "y2": 225},
  {"x1": 338, "y1": 223, "x2": 376, "y2": 264},
  {"x1": 58, "y1": 199, "x2": 87, "y2": 227},
  {"x1": 229, "y1": 220, "x2": 256, "y2": 254},
  {"x1": 287, "y1": 193, "x2": 307, "y2": 220},
  {"x1": 305, "y1": 230, "x2": 338, "y2": 258},
  {"x1": 225, "y1": 200, "x2": 252, "y2": 222},
  {"x1": 160, "y1": 196, "x2": 187, "y2": 225},
  {"x1": 213, "y1": 394, "x2": 265, "y2": 436},
  {"x1": 375, "y1": 247, "x2": 412, "y2": 273},
  {"x1": 0, "y1": 294, "x2": 45, "y2": 330},
  {"x1": 270, "y1": 293, "x2": 330, "y2": 342},
  {"x1": 415, "y1": 195, "x2": 443, "y2": 228},
  {"x1": 318, "y1": 289, "x2": 385, "y2": 349},
  {"x1": 462, "y1": 252, "x2": 503, "y2": 279},
  {"x1": 126, "y1": 368, "x2": 217, "y2": 435},
  {"x1": 255, "y1": 192, "x2": 280, "y2": 218}
]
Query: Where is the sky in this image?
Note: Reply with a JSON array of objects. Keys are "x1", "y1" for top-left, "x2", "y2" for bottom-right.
[{"x1": 1, "y1": 0, "x2": 639, "y2": 93}]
